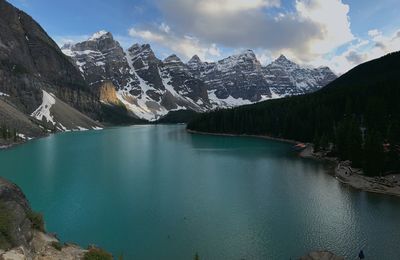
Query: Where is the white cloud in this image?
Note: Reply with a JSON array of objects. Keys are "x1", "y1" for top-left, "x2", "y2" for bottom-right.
[
  {"x1": 197, "y1": 0, "x2": 280, "y2": 14},
  {"x1": 295, "y1": 0, "x2": 354, "y2": 57},
  {"x1": 152, "y1": 0, "x2": 354, "y2": 62},
  {"x1": 129, "y1": 26, "x2": 222, "y2": 61},
  {"x1": 129, "y1": 28, "x2": 165, "y2": 42},
  {"x1": 368, "y1": 29, "x2": 381, "y2": 37},
  {"x1": 309, "y1": 29, "x2": 400, "y2": 74},
  {"x1": 54, "y1": 35, "x2": 90, "y2": 47},
  {"x1": 159, "y1": 23, "x2": 171, "y2": 34}
]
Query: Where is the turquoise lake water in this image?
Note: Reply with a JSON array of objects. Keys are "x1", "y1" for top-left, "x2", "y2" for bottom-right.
[{"x1": 0, "y1": 125, "x2": 399, "y2": 259}]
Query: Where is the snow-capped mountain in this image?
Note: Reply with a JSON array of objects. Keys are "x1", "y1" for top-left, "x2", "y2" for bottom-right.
[
  {"x1": 263, "y1": 55, "x2": 337, "y2": 96},
  {"x1": 62, "y1": 31, "x2": 337, "y2": 121},
  {"x1": 187, "y1": 50, "x2": 273, "y2": 106},
  {"x1": 63, "y1": 35, "x2": 209, "y2": 121}
]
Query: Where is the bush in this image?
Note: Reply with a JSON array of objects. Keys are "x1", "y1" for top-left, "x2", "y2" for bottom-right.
[
  {"x1": 51, "y1": 241, "x2": 63, "y2": 251},
  {"x1": 27, "y1": 211, "x2": 45, "y2": 232},
  {"x1": 84, "y1": 247, "x2": 113, "y2": 260}
]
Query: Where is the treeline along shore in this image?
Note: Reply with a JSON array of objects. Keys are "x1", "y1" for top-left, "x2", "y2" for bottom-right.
[{"x1": 187, "y1": 52, "x2": 400, "y2": 196}]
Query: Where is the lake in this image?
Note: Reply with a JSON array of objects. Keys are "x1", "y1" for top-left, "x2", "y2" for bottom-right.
[{"x1": 0, "y1": 125, "x2": 399, "y2": 259}]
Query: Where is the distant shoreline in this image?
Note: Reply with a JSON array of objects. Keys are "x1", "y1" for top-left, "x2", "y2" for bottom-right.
[
  {"x1": 186, "y1": 129, "x2": 300, "y2": 144},
  {"x1": 188, "y1": 129, "x2": 400, "y2": 198}
]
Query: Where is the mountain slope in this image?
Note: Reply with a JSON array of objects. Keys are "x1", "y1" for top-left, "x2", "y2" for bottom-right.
[
  {"x1": 187, "y1": 52, "x2": 400, "y2": 175},
  {"x1": 263, "y1": 55, "x2": 337, "y2": 96},
  {"x1": 0, "y1": 0, "x2": 102, "y2": 136}
]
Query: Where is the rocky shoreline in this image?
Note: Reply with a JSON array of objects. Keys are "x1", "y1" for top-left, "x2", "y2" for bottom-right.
[
  {"x1": 189, "y1": 130, "x2": 400, "y2": 198},
  {"x1": 299, "y1": 144, "x2": 400, "y2": 197}
]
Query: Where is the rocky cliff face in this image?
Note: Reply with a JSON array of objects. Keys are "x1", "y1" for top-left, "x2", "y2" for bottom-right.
[
  {"x1": 0, "y1": 0, "x2": 103, "y2": 137},
  {"x1": 263, "y1": 55, "x2": 337, "y2": 97},
  {"x1": 64, "y1": 37, "x2": 210, "y2": 121},
  {"x1": 187, "y1": 50, "x2": 272, "y2": 107},
  {"x1": 64, "y1": 33, "x2": 337, "y2": 120},
  {"x1": 0, "y1": 178, "x2": 33, "y2": 251},
  {"x1": 99, "y1": 81, "x2": 120, "y2": 105}
]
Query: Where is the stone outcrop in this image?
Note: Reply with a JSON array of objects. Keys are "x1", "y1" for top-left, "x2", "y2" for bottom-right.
[
  {"x1": 0, "y1": 178, "x2": 33, "y2": 251},
  {"x1": 0, "y1": 177, "x2": 100, "y2": 259},
  {"x1": 99, "y1": 81, "x2": 120, "y2": 105}
]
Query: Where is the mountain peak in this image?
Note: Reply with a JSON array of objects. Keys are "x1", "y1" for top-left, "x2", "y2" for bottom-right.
[
  {"x1": 89, "y1": 30, "x2": 113, "y2": 41},
  {"x1": 238, "y1": 49, "x2": 256, "y2": 59},
  {"x1": 164, "y1": 54, "x2": 182, "y2": 63},
  {"x1": 242, "y1": 49, "x2": 255, "y2": 55},
  {"x1": 129, "y1": 43, "x2": 153, "y2": 53},
  {"x1": 271, "y1": 54, "x2": 298, "y2": 67},
  {"x1": 276, "y1": 54, "x2": 289, "y2": 62},
  {"x1": 128, "y1": 43, "x2": 158, "y2": 64},
  {"x1": 188, "y1": 55, "x2": 202, "y2": 64}
]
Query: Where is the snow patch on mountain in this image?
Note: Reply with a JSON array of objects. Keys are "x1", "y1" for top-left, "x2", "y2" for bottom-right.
[
  {"x1": 0, "y1": 92, "x2": 10, "y2": 97},
  {"x1": 208, "y1": 90, "x2": 252, "y2": 108},
  {"x1": 31, "y1": 90, "x2": 56, "y2": 125},
  {"x1": 89, "y1": 30, "x2": 109, "y2": 41}
]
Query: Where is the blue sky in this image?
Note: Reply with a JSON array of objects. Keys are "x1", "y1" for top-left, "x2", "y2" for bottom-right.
[{"x1": 9, "y1": 0, "x2": 400, "y2": 73}]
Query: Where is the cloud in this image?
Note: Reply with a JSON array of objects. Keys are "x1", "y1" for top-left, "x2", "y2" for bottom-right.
[
  {"x1": 346, "y1": 51, "x2": 366, "y2": 64},
  {"x1": 54, "y1": 35, "x2": 90, "y2": 47},
  {"x1": 295, "y1": 0, "x2": 354, "y2": 56},
  {"x1": 129, "y1": 26, "x2": 221, "y2": 61},
  {"x1": 159, "y1": 23, "x2": 171, "y2": 34},
  {"x1": 368, "y1": 29, "x2": 381, "y2": 37},
  {"x1": 196, "y1": 0, "x2": 280, "y2": 13},
  {"x1": 310, "y1": 29, "x2": 400, "y2": 74},
  {"x1": 146, "y1": 0, "x2": 353, "y2": 62}
]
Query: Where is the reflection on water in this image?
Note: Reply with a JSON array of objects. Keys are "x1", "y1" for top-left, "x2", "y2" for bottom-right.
[{"x1": 0, "y1": 125, "x2": 399, "y2": 259}]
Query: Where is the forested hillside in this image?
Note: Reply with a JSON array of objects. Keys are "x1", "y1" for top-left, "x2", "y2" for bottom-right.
[{"x1": 187, "y1": 52, "x2": 400, "y2": 176}]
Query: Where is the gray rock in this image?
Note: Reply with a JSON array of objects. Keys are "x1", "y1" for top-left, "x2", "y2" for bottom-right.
[
  {"x1": 0, "y1": 177, "x2": 33, "y2": 251},
  {"x1": 263, "y1": 55, "x2": 337, "y2": 97}
]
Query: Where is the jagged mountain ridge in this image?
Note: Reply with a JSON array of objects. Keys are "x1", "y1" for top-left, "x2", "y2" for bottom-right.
[
  {"x1": 63, "y1": 35, "x2": 210, "y2": 121},
  {"x1": 263, "y1": 55, "x2": 337, "y2": 96},
  {"x1": 62, "y1": 31, "x2": 337, "y2": 121}
]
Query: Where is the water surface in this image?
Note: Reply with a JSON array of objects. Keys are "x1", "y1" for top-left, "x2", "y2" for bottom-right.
[{"x1": 0, "y1": 125, "x2": 399, "y2": 259}]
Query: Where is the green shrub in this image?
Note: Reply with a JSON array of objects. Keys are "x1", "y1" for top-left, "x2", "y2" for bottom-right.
[
  {"x1": 83, "y1": 247, "x2": 113, "y2": 260},
  {"x1": 27, "y1": 211, "x2": 45, "y2": 232},
  {"x1": 51, "y1": 241, "x2": 63, "y2": 251}
]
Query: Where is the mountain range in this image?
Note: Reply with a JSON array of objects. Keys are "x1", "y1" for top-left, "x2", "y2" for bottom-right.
[
  {"x1": 0, "y1": 0, "x2": 336, "y2": 141},
  {"x1": 62, "y1": 31, "x2": 337, "y2": 121}
]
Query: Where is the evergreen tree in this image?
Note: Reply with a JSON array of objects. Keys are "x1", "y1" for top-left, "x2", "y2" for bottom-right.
[{"x1": 364, "y1": 131, "x2": 384, "y2": 176}]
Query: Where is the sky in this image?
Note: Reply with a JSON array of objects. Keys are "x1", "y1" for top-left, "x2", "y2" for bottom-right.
[{"x1": 8, "y1": 0, "x2": 400, "y2": 74}]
